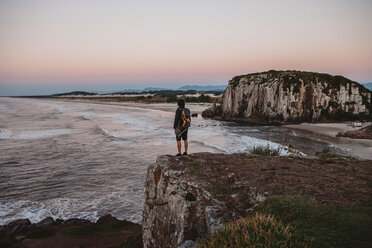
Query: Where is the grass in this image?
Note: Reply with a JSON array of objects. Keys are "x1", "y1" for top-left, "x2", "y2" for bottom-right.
[
  {"x1": 249, "y1": 145, "x2": 282, "y2": 156},
  {"x1": 201, "y1": 195, "x2": 372, "y2": 247},
  {"x1": 200, "y1": 213, "x2": 304, "y2": 248},
  {"x1": 187, "y1": 161, "x2": 202, "y2": 173},
  {"x1": 316, "y1": 152, "x2": 355, "y2": 160},
  {"x1": 255, "y1": 196, "x2": 372, "y2": 248}
]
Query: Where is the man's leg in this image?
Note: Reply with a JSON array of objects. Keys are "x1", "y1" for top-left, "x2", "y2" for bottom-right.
[
  {"x1": 184, "y1": 140, "x2": 188, "y2": 153},
  {"x1": 177, "y1": 140, "x2": 181, "y2": 154}
]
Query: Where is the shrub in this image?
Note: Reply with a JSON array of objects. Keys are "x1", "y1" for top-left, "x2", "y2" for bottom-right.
[
  {"x1": 166, "y1": 96, "x2": 178, "y2": 102},
  {"x1": 200, "y1": 213, "x2": 303, "y2": 248},
  {"x1": 249, "y1": 145, "x2": 282, "y2": 156}
]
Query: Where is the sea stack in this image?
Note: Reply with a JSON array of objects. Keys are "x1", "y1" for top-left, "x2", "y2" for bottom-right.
[{"x1": 203, "y1": 70, "x2": 372, "y2": 124}]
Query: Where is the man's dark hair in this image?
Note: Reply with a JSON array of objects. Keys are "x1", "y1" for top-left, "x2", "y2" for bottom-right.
[{"x1": 178, "y1": 99, "x2": 185, "y2": 108}]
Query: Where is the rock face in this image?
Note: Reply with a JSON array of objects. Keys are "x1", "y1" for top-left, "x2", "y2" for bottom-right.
[
  {"x1": 203, "y1": 70, "x2": 372, "y2": 124},
  {"x1": 142, "y1": 155, "x2": 269, "y2": 248},
  {"x1": 142, "y1": 153, "x2": 372, "y2": 248}
]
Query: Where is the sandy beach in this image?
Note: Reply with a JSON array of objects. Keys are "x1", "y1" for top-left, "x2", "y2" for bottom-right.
[{"x1": 283, "y1": 122, "x2": 372, "y2": 160}]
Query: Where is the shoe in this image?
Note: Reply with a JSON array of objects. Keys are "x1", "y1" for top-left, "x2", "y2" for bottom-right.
[
  {"x1": 176, "y1": 153, "x2": 182, "y2": 156},
  {"x1": 183, "y1": 152, "x2": 188, "y2": 155}
]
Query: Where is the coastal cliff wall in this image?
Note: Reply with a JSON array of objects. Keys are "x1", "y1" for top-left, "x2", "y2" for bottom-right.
[
  {"x1": 142, "y1": 154, "x2": 266, "y2": 248},
  {"x1": 203, "y1": 70, "x2": 371, "y2": 124},
  {"x1": 141, "y1": 153, "x2": 371, "y2": 247}
]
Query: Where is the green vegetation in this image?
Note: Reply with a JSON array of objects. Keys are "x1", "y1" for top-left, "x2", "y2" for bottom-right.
[
  {"x1": 167, "y1": 94, "x2": 213, "y2": 103},
  {"x1": 187, "y1": 161, "x2": 202, "y2": 173},
  {"x1": 200, "y1": 213, "x2": 304, "y2": 248},
  {"x1": 230, "y1": 70, "x2": 371, "y2": 93},
  {"x1": 185, "y1": 94, "x2": 212, "y2": 103},
  {"x1": 201, "y1": 196, "x2": 371, "y2": 248},
  {"x1": 255, "y1": 196, "x2": 372, "y2": 248},
  {"x1": 52, "y1": 91, "x2": 97, "y2": 96},
  {"x1": 249, "y1": 145, "x2": 282, "y2": 156}
]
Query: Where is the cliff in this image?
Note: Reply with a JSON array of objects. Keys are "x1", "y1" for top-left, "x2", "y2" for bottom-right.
[
  {"x1": 142, "y1": 153, "x2": 371, "y2": 247},
  {"x1": 202, "y1": 70, "x2": 372, "y2": 124}
]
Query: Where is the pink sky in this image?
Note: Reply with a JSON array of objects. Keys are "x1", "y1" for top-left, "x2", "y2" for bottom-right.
[{"x1": 1, "y1": 0, "x2": 372, "y2": 91}]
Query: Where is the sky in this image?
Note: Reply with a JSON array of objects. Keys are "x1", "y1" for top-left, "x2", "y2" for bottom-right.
[{"x1": 0, "y1": 0, "x2": 372, "y2": 96}]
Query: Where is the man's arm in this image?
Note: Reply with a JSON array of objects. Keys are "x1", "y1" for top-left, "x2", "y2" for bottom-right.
[{"x1": 173, "y1": 108, "x2": 180, "y2": 130}]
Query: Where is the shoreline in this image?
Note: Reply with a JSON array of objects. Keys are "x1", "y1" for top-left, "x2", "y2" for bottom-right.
[
  {"x1": 283, "y1": 122, "x2": 372, "y2": 160},
  {"x1": 5, "y1": 97, "x2": 371, "y2": 159},
  {"x1": 17, "y1": 96, "x2": 213, "y2": 115}
]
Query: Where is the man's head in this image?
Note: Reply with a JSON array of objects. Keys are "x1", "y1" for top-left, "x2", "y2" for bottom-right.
[{"x1": 178, "y1": 99, "x2": 185, "y2": 108}]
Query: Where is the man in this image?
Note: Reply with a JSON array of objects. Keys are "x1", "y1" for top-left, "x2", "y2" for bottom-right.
[{"x1": 173, "y1": 99, "x2": 191, "y2": 156}]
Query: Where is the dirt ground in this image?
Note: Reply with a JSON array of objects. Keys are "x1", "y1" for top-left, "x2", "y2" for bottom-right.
[{"x1": 168, "y1": 153, "x2": 372, "y2": 206}]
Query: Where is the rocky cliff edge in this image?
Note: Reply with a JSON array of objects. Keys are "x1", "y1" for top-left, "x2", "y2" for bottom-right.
[{"x1": 142, "y1": 153, "x2": 371, "y2": 247}]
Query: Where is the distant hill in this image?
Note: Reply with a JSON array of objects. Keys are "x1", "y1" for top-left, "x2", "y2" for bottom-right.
[
  {"x1": 176, "y1": 85, "x2": 227, "y2": 92},
  {"x1": 363, "y1": 83, "x2": 372, "y2": 91},
  {"x1": 52, "y1": 85, "x2": 227, "y2": 96},
  {"x1": 53, "y1": 91, "x2": 97, "y2": 96},
  {"x1": 142, "y1": 87, "x2": 169, "y2": 92}
]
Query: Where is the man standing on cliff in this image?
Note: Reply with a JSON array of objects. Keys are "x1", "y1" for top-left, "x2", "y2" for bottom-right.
[{"x1": 174, "y1": 99, "x2": 191, "y2": 156}]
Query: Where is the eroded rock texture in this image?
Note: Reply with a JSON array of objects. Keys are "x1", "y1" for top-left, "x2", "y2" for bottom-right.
[
  {"x1": 204, "y1": 70, "x2": 371, "y2": 124},
  {"x1": 142, "y1": 155, "x2": 268, "y2": 248}
]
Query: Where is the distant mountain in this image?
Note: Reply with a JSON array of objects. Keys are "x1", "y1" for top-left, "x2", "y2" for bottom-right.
[
  {"x1": 176, "y1": 85, "x2": 227, "y2": 92},
  {"x1": 51, "y1": 85, "x2": 227, "y2": 96},
  {"x1": 363, "y1": 82, "x2": 372, "y2": 91},
  {"x1": 142, "y1": 87, "x2": 169, "y2": 92},
  {"x1": 118, "y1": 89, "x2": 141, "y2": 93}
]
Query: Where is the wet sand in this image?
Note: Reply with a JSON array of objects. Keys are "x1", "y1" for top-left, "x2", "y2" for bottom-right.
[{"x1": 283, "y1": 123, "x2": 372, "y2": 160}]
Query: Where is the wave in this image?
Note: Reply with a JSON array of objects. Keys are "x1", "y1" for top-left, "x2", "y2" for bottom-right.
[
  {"x1": 236, "y1": 135, "x2": 306, "y2": 156},
  {"x1": 74, "y1": 112, "x2": 96, "y2": 119},
  {"x1": 0, "y1": 192, "x2": 143, "y2": 225},
  {"x1": 14, "y1": 129, "x2": 78, "y2": 140},
  {"x1": 190, "y1": 140, "x2": 227, "y2": 153},
  {"x1": 0, "y1": 198, "x2": 98, "y2": 226},
  {"x1": 0, "y1": 129, "x2": 12, "y2": 139},
  {"x1": 327, "y1": 142, "x2": 351, "y2": 152}
]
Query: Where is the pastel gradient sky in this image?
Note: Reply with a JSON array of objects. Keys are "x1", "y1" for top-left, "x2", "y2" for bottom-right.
[{"x1": 1, "y1": 0, "x2": 372, "y2": 95}]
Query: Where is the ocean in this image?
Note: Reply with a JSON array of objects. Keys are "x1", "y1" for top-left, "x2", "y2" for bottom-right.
[{"x1": 0, "y1": 97, "x2": 350, "y2": 225}]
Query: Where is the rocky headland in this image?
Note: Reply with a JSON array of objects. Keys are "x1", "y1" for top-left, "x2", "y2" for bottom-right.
[
  {"x1": 0, "y1": 215, "x2": 142, "y2": 248},
  {"x1": 337, "y1": 124, "x2": 372, "y2": 139},
  {"x1": 203, "y1": 70, "x2": 372, "y2": 124},
  {"x1": 142, "y1": 153, "x2": 372, "y2": 247}
]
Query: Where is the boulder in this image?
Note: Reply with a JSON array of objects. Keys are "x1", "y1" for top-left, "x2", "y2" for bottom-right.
[
  {"x1": 36, "y1": 217, "x2": 55, "y2": 227},
  {"x1": 62, "y1": 218, "x2": 92, "y2": 226},
  {"x1": 96, "y1": 214, "x2": 120, "y2": 225}
]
